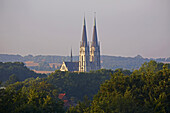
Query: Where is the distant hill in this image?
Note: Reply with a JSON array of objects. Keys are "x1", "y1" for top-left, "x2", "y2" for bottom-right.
[
  {"x1": 0, "y1": 54, "x2": 169, "y2": 71},
  {"x1": 101, "y1": 55, "x2": 170, "y2": 70}
]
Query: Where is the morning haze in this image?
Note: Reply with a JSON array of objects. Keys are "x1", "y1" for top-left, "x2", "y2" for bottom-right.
[{"x1": 0, "y1": 0, "x2": 170, "y2": 58}]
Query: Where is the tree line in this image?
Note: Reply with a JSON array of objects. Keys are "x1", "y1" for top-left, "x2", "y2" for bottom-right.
[
  {"x1": 0, "y1": 61, "x2": 169, "y2": 112},
  {"x1": 68, "y1": 61, "x2": 170, "y2": 113},
  {"x1": 0, "y1": 62, "x2": 46, "y2": 84}
]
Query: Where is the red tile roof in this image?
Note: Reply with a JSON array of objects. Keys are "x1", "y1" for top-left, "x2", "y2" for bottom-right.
[{"x1": 58, "y1": 93, "x2": 66, "y2": 99}]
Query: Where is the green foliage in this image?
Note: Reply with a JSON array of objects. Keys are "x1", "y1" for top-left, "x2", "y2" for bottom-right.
[
  {"x1": 1, "y1": 61, "x2": 169, "y2": 113},
  {"x1": 0, "y1": 62, "x2": 46, "y2": 83},
  {"x1": 68, "y1": 96, "x2": 91, "y2": 113},
  {"x1": 46, "y1": 69, "x2": 112, "y2": 101},
  {"x1": 0, "y1": 81, "x2": 64, "y2": 113},
  {"x1": 69, "y1": 61, "x2": 170, "y2": 113},
  {"x1": 44, "y1": 68, "x2": 131, "y2": 102},
  {"x1": 5, "y1": 74, "x2": 18, "y2": 85}
]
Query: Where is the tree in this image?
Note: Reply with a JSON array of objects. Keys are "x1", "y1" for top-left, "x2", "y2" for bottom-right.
[
  {"x1": 5, "y1": 74, "x2": 18, "y2": 85},
  {"x1": 69, "y1": 61, "x2": 170, "y2": 113},
  {"x1": 0, "y1": 81, "x2": 64, "y2": 113}
]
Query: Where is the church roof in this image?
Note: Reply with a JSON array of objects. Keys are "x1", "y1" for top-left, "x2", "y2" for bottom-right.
[
  {"x1": 65, "y1": 62, "x2": 79, "y2": 72},
  {"x1": 91, "y1": 17, "x2": 98, "y2": 47},
  {"x1": 81, "y1": 17, "x2": 88, "y2": 47}
]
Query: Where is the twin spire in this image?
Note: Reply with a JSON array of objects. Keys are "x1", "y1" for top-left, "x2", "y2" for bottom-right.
[
  {"x1": 84, "y1": 16, "x2": 86, "y2": 26},
  {"x1": 92, "y1": 15, "x2": 98, "y2": 47},
  {"x1": 81, "y1": 14, "x2": 99, "y2": 47},
  {"x1": 81, "y1": 17, "x2": 88, "y2": 47}
]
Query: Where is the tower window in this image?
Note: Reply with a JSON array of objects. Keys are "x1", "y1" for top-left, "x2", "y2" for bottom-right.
[
  {"x1": 82, "y1": 56, "x2": 83, "y2": 66},
  {"x1": 92, "y1": 56, "x2": 94, "y2": 62}
]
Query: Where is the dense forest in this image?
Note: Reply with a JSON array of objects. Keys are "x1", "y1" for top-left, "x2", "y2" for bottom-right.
[
  {"x1": 0, "y1": 81, "x2": 64, "y2": 113},
  {"x1": 0, "y1": 62, "x2": 46, "y2": 83},
  {"x1": 68, "y1": 61, "x2": 170, "y2": 113},
  {"x1": 0, "y1": 61, "x2": 169, "y2": 113}
]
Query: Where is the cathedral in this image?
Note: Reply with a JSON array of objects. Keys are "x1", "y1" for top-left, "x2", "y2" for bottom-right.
[{"x1": 60, "y1": 16, "x2": 100, "y2": 72}]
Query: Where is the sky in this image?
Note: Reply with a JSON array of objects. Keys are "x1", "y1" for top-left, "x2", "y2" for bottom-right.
[{"x1": 0, "y1": 0, "x2": 170, "y2": 58}]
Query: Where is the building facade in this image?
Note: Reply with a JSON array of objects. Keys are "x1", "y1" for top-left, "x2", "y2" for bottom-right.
[
  {"x1": 60, "y1": 16, "x2": 101, "y2": 72},
  {"x1": 79, "y1": 16, "x2": 100, "y2": 72}
]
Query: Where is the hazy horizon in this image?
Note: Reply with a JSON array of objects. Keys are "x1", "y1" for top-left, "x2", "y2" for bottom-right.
[
  {"x1": 1, "y1": 0, "x2": 170, "y2": 58},
  {"x1": 1, "y1": 53, "x2": 169, "y2": 59}
]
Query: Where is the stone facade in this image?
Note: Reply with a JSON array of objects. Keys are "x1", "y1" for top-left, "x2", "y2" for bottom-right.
[
  {"x1": 79, "y1": 17, "x2": 101, "y2": 72},
  {"x1": 60, "y1": 16, "x2": 101, "y2": 72}
]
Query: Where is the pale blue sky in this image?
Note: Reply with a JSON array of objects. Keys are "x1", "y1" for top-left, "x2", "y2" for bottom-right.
[{"x1": 0, "y1": 0, "x2": 170, "y2": 58}]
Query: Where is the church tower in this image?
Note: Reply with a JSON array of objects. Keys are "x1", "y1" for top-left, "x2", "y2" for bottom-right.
[
  {"x1": 79, "y1": 17, "x2": 90, "y2": 72},
  {"x1": 90, "y1": 15, "x2": 101, "y2": 70}
]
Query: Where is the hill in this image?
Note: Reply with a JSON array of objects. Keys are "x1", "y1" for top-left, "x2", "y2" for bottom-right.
[
  {"x1": 0, "y1": 62, "x2": 46, "y2": 83},
  {"x1": 0, "y1": 54, "x2": 169, "y2": 71}
]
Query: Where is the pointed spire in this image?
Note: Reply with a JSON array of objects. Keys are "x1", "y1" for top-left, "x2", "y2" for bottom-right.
[
  {"x1": 91, "y1": 12, "x2": 98, "y2": 47},
  {"x1": 94, "y1": 12, "x2": 96, "y2": 26},
  {"x1": 71, "y1": 47, "x2": 72, "y2": 62},
  {"x1": 84, "y1": 13, "x2": 86, "y2": 26},
  {"x1": 81, "y1": 16, "x2": 88, "y2": 47}
]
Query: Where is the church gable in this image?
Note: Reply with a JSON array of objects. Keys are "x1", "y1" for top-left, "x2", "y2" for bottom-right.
[
  {"x1": 60, "y1": 62, "x2": 68, "y2": 71},
  {"x1": 60, "y1": 62, "x2": 79, "y2": 72}
]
